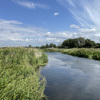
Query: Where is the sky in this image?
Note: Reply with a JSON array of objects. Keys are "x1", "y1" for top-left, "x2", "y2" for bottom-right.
[{"x1": 0, "y1": 0, "x2": 100, "y2": 46}]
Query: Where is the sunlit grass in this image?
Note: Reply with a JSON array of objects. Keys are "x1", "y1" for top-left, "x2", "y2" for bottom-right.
[
  {"x1": 42, "y1": 48, "x2": 100, "y2": 61},
  {"x1": 0, "y1": 47, "x2": 48, "y2": 100},
  {"x1": 62, "y1": 48, "x2": 100, "y2": 60}
]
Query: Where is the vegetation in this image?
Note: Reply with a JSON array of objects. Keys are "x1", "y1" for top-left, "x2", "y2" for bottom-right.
[
  {"x1": 41, "y1": 48, "x2": 64, "y2": 52},
  {"x1": 40, "y1": 43, "x2": 56, "y2": 49},
  {"x1": 0, "y1": 47, "x2": 48, "y2": 100},
  {"x1": 62, "y1": 48, "x2": 100, "y2": 60},
  {"x1": 40, "y1": 37, "x2": 100, "y2": 61},
  {"x1": 41, "y1": 47, "x2": 100, "y2": 61},
  {"x1": 61, "y1": 37, "x2": 98, "y2": 48},
  {"x1": 40, "y1": 37, "x2": 100, "y2": 49}
]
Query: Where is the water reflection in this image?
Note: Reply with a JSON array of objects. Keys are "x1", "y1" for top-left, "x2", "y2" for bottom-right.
[{"x1": 40, "y1": 52, "x2": 100, "y2": 100}]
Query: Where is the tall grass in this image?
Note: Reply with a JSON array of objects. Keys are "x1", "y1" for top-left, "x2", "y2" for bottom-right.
[
  {"x1": 62, "y1": 48, "x2": 100, "y2": 60},
  {"x1": 41, "y1": 48, "x2": 100, "y2": 61},
  {"x1": 0, "y1": 47, "x2": 48, "y2": 100},
  {"x1": 41, "y1": 48, "x2": 64, "y2": 52}
]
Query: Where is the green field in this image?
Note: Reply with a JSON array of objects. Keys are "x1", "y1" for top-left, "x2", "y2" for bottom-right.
[{"x1": 0, "y1": 47, "x2": 48, "y2": 100}]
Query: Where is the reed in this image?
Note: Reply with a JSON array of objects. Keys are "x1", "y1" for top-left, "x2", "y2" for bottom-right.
[{"x1": 0, "y1": 47, "x2": 48, "y2": 100}]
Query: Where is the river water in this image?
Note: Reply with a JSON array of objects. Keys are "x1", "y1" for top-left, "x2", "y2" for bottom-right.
[{"x1": 40, "y1": 52, "x2": 100, "y2": 100}]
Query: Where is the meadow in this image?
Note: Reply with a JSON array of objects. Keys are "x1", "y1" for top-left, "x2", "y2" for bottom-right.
[{"x1": 0, "y1": 47, "x2": 48, "y2": 100}]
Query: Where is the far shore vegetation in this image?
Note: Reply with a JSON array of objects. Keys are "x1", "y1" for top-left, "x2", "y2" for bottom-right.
[
  {"x1": 40, "y1": 37, "x2": 100, "y2": 49},
  {"x1": 0, "y1": 47, "x2": 48, "y2": 100},
  {"x1": 39, "y1": 37, "x2": 100, "y2": 61}
]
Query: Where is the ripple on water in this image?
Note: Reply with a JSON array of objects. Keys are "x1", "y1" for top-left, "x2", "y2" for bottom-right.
[{"x1": 41, "y1": 52, "x2": 100, "y2": 100}]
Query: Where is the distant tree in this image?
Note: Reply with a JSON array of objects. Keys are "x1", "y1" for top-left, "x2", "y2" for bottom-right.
[
  {"x1": 61, "y1": 38, "x2": 77, "y2": 48},
  {"x1": 35, "y1": 46, "x2": 39, "y2": 48},
  {"x1": 61, "y1": 37, "x2": 96, "y2": 48},
  {"x1": 45, "y1": 44, "x2": 49, "y2": 48},
  {"x1": 28, "y1": 45, "x2": 32, "y2": 48},
  {"x1": 49, "y1": 43, "x2": 56, "y2": 48},
  {"x1": 96, "y1": 43, "x2": 100, "y2": 48},
  {"x1": 76, "y1": 37, "x2": 85, "y2": 47},
  {"x1": 84, "y1": 39, "x2": 96, "y2": 48},
  {"x1": 57, "y1": 43, "x2": 62, "y2": 48},
  {"x1": 41, "y1": 45, "x2": 45, "y2": 48}
]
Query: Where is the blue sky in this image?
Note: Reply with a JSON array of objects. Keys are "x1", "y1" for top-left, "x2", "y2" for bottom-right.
[{"x1": 0, "y1": 0, "x2": 100, "y2": 46}]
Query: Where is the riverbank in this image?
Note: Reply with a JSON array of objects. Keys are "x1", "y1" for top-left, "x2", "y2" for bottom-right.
[
  {"x1": 0, "y1": 47, "x2": 48, "y2": 100},
  {"x1": 42, "y1": 48, "x2": 100, "y2": 61},
  {"x1": 62, "y1": 48, "x2": 100, "y2": 60}
]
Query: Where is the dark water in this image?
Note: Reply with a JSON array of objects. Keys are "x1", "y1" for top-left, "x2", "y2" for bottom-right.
[{"x1": 40, "y1": 52, "x2": 100, "y2": 100}]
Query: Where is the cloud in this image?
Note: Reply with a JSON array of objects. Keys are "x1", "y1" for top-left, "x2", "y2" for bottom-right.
[
  {"x1": 0, "y1": 19, "x2": 72, "y2": 46},
  {"x1": 54, "y1": 12, "x2": 59, "y2": 16},
  {"x1": 0, "y1": 19, "x2": 49, "y2": 46},
  {"x1": 79, "y1": 28, "x2": 96, "y2": 33},
  {"x1": 57, "y1": 0, "x2": 100, "y2": 42},
  {"x1": 57, "y1": 0, "x2": 100, "y2": 28},
  {"x1": 70, "y1": 24, "x2": 96, "y2": 32},
  {"x1": 70, "y1": 24, "x2": 80, "y2": 29},
  {"x1": 0, "y1": 19, "x2": 81, "y2": 46},
  {"x1": 0, "y1": 19, "x2": 23, "y2": 25},
  {"x1": 45, "y1": 28, "x2": 100, "y2": 43},
  {"x1": 12, "y1": 0, "x2": 50, "y2": 9},
  {"x1": 0, "y1": 18, "x2": 99, "y2": 47}
]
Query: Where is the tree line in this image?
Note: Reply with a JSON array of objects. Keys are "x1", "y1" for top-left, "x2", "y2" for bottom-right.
[
  {"x1": 40, "y1": 37, "x2": 100, "y2": 48},
  {"x1": 41, "y1": 43, "x2": 56, "y2": 48}
]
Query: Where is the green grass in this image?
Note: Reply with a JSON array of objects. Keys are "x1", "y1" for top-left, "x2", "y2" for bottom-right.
[
  {"x1": 0, "y1": 47, "x2": 48, "y2": 100},
  {"x1": 41, "y1": 48, "x2": 64, "y2": 52},
  {"x1": 41, "y1": 48, "x2": 100, "y2": 61},
  {"x1": 62, "y1": 48, "x2": 100, "y2": 60}
]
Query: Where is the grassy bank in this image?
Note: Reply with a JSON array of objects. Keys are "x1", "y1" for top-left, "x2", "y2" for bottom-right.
[
  {"x1": 0, "y1": 47, "x2": 48, "y2": 100},
  {"x1": 42, "y1": 48, "x2": 100, "y2": 61},
  {"x1": 41, "y1": 48, "x2": 64, "y2": 52},
  {"x1": 62, "y1": 48, "x2": 100, "y2": 60}
]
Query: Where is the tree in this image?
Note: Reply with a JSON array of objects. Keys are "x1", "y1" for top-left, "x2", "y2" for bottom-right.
[
  {"x1": 28, "y1": 45, "x2": 32, "y2": 48},
  {"x1": 84, "y1": 39, "x2": 96, "y2": 48},
  {"x1": 45, "y1": 44, "x2": 49, "y2": 48},
  {"x1": 61, "y1": 37, "x2": 96, "y2": 48},
  {"x1": 41, "y1": 45, "x2": 45, "y2": 48},
  {"x1": 49, "y1": 43, "x2": 56, "y2": 48}
]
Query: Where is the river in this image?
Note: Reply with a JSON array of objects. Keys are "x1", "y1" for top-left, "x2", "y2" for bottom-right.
[{"x1": 40, "y1": 52, "x2": 100, "y2": 100}]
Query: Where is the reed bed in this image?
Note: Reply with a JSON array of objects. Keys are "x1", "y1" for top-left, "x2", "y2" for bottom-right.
[{"x1": 0, "y1": 47, "x2": 48, "y2": 100}]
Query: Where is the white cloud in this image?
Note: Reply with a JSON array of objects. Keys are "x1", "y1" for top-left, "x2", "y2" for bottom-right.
[
  {"x1": 46, "y1": 32, "x2": 51, "y2": 35},
  {"x1": 70, "y1": 24, "x2": 80, "y2": 29},
  {"x1": 25, "y1": 38, "x2": 33, "y2": 42},
  {"x1": 10, "y1": 38, "x2": 24, "y2": 41},
  {"x1": 0, "y1": 19, "x2": 23, "y2": 25},
  {"x1": 44, "y1": 29, "x2": 100, "y2": 43},
  {"x1": 54, "y1": 12, "x2": 59, "y2": 16},
  {"x1": 12, "y1": 0, "x2": 50, "y2": 9},
  {"x1": 79, "y1": 28, "x2": 96, "y2": 33},
  {"x1": 57, "y1": 0, "x2": 100, "y2": 42},
  {"x1": 57, "y1": 0, "x2": 100, "y2": 28},
  {"x1": 0, "y1": 19, "x2": 78, "y2": 46},
  {"x1": 0, "y1": 18, "x2": 100, "y2": 47},
  {"x1": 0, "y1": 19, "x2": 49, "y2": 46},
  {"x1": 70, "y1": 24, "x2": 96, "y2": 33}
]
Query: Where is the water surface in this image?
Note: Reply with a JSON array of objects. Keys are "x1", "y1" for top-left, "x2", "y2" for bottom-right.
[{"x1": 40, "y1": 52, "x2": 100, "y2": 100}]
